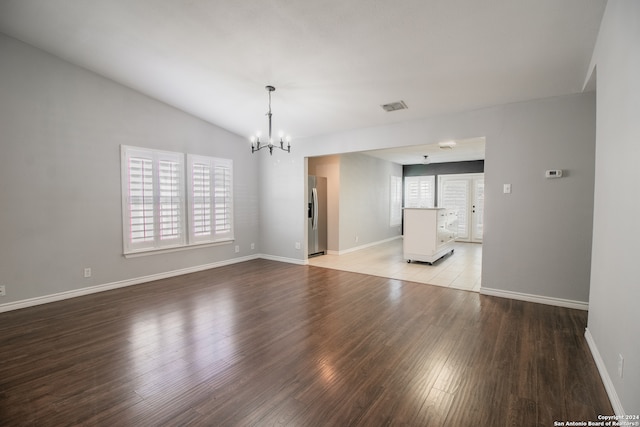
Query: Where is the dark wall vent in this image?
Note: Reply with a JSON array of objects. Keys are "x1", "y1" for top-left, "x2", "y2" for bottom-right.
[{"x1": 381, "y1": 101, "x2": 408, "y2": 112}]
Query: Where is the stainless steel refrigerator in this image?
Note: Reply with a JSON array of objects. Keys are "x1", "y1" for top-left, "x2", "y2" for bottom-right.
[{"x1": 308, "y1": 176, "x2": 327, "y2": 257}]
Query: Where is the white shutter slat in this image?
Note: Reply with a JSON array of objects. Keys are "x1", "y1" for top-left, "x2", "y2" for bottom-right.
[
  {"x1": 213, "y1": 165, "x2": 232, "y2": 234},
  {"x1": 158, "y1": 160, "x2": 182, "y2": 241},
  {"x1": 404, "y1": 176, "x2": 435, "y2": 208},
  {"x1": 187, "y1": 155, "x2": 233, "y2": 244},
  {"x1": 192, "y1": 162, "x2": 212, "y2": 236},
  {"x1": 440, "y1": 179, "x2": 470, "y2": 239},
  {"x1": 128, "y1": 157, "x2": 155, "y2": 243}
]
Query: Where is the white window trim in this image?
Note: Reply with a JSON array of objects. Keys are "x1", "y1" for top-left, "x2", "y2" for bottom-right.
[
  {"x1": 390, "y1": 175, "x2": 402, "y2": 226},
  {"x1": 123, "y1": 240, "x2": 233, "y2": 259},
  {"x1": 187, "y1": 154, "x2": 234, "y2": 244},
  {"x1": 121, "y1": 146, "x2": 186, "y2": 254},
  {"x1": 121, "y1": 146, "x2": 235, "y2": 256}
]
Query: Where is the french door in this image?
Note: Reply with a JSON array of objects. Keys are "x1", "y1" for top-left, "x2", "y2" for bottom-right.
[{"x1": 438, "y1": 173, "x2": 484, "y2": 243}]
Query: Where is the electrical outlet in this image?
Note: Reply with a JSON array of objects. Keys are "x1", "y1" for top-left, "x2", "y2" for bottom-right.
[
  {"x1": 503, "y1": 183, "x2": 512, "y2": 194},
  {"x1": 235, "y1": 245, "x2": 240, "y2": 253},
  {"x1": 355, "y1": 235, "x2": 359, "y2": 243},
  {"x1": 0, "y1": 285, "x2": 5, "y2": 297},
  {"x1": 618, "y1": 354, "x2": 624, "y2": 378},
  {"x1": 250, "y1": 243, "x2": 255, "y2": 250},
  {"x1": 83, "y1": 268, "x2": 92, "y2": 278},
  {"x1": 295, "y1": 242, "x2": 301, "y2": 250}
]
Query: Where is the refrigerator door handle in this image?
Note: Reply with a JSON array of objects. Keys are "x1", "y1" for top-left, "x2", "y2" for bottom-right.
[{"x1": 312, "y1": 187, "x2": 318, "y2": 230}]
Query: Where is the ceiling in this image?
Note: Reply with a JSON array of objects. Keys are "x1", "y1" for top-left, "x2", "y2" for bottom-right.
[
  {"x1": 0, "y1": 1, "x2": 606, "y2": 143},
  {"x1": 362, "y1": 137, "x2": 486, "y2": 165}
]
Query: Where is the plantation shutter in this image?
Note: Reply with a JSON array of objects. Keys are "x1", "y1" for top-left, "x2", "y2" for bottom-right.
[
  {"x1": 128, "y1": 156, "x2": 155, "y2": 244},
  {"x1": 122, "y1": 146, "x2": 185, "y2": 253},
  {"x1": 158, "y1": 160, "x2": 182, "y2": 241},
  {"x1": 187, "y1": 155, "x2": 233, "y2": 243},
  {"x1": 440, "y1": 178, "x2": 470, "y2": 240},
  {"x1": 404, "y1": 176, "x2": 435, "y2": 208},
  {"x1": 213, "y1": 162, "x2": 233, "y2": 238},
  {"x1": 191, "y1": 162, "x2": 212, "y2": 237}
]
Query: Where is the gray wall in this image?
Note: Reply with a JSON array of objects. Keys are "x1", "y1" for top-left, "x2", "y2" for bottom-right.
[
  {"x1": 338, "y1": 153, "x2": 402, "y2": 251},
  {"x1": 0, "y1": 33, "x2": 260, "y2": 305},
  {"x1": 261, "y1": 92, "x2": 596, "y2": 305},
  {"x1": 309, "y1": 153, "x2": 402, "y2": 254},
  {"x1": 1, "y1": 29, "x2": 596, "y2": 309},
  {"x1": 483, "y1": 94, "x2": 595, "y2": 303},
  {"x1": 258, "y1": 150, "x2": 306, "y2": 262},
  {"x1": 2, "y1": 14, "x2": 627, "y2": 413},
  {"x1": 587, "y1": 0, "x2": 640, "y2": 415}
]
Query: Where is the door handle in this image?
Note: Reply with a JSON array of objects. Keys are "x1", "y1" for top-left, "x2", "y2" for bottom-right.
[{"x1": 312, "y1": 188, "x2": 318, "y2": 230}]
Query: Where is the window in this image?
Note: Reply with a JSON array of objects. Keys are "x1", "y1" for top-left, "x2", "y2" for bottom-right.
[
  {"x1": 404, "y1": 175, "x2": 435, "y2": 208},
  {"x1": 122, "y1": 146, "x2": 186, "y2": 253},
  {"x1": 390, "y1": 175, "x2": 402, "y2": 226},
  {"x1": 121, "y1": 146, "x2": 234, "y2": 255},
  {"x1": 187, "y1": 155, "x2": 234, "y2": 244}
]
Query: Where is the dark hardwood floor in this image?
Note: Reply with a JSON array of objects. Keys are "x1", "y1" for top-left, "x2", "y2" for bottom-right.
[{"x1": 0, "y1": 259, "x2": 612, "y2": 426}]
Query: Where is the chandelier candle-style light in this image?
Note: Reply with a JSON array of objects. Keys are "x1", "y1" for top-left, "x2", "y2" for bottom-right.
[{"x1": 250, "y1": 85, "x2": 291, "y2": 155}]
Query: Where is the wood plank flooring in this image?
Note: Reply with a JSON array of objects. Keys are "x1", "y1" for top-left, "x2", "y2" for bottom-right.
[{"x1": 0, "y1": 259, "x2": 612, "y2": 426}]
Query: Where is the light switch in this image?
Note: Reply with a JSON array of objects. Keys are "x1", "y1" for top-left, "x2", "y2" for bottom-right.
[{"x1": 503, "y1": 184, "x2": 512, "y2": 194}]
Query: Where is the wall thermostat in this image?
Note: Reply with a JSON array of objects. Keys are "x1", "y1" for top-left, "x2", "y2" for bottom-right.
[{"x1": 545, "y1": 169, "x2": 563, "y2": 178}]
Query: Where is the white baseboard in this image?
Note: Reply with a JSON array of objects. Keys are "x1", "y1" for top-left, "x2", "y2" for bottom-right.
[
  {"x1": 259, "y1": 254, "x2": 306, "y2": 266},
  {"x1": 584, "y1": 328, "x2": 625, "y2": 416},
  {"x1": 311, "y1": 236, "x2": 401, "y2": 257},
  {"x1": 337, "y1": 235, "x2": 402, "y2": 255},
  {"x1": 480, "y1": 287, "x2": 589, "y2": 310},
  {"x1": 0, "y1": 254, "x2": 261, "y2": 313}
]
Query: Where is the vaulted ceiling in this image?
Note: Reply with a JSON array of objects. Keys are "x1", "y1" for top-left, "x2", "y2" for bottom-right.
[{"x1": 0, "y1": 0, "x2": 606, "y2": 143}]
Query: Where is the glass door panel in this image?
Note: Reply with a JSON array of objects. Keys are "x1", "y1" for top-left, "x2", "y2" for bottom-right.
[{"x1": 439, "y1": 173, "x2": 484, "y2": 243}]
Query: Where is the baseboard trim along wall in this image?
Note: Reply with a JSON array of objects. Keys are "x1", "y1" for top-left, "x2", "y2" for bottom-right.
[
  {"x1": 260, "y1": 254, "x2": 307, "y2": 266},
  {"x1": 1, "y1": 255, "x2": 589, "y2": 315},
  {"x1": 584, "y1": 328, "x2": 624, "y2": 416},
  {"x1": 337, "y1": 235, "x2": 402, "y2": 256},
  {"x1": 480, "y1": 287, "x2": 589, "y2": 311},
  {"x1": 0, "y1": 254, "x2": 262, "y2": 314}
]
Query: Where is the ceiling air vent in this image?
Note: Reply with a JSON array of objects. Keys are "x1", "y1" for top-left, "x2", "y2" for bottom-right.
[
  {"x1": 381, "y1": 101, "x2": 408, "y2": 112},
  {"x1": 438, "y1": 140, "x2": 457, "y2": 149}
]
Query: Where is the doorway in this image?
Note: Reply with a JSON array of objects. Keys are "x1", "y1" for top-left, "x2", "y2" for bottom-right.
[{"x1": 438, "y1": 173, "x2": 484, "y2": 243}]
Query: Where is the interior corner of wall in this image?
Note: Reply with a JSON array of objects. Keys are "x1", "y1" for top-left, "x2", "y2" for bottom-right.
[{"x1": 583, "y1": 63, "x2": 597, "y2": 93}]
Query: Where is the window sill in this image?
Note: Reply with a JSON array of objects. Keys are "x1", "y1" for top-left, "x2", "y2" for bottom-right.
[{"x1": 124, "y1": 239, "x2": 234, "y2": 258}]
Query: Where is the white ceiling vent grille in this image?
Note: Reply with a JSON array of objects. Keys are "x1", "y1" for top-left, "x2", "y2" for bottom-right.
[
  {"x1": 438, "y1": 140, "x2": 457, "y2": 149},
  {"x1": 381, "y1": 101, "x2": 408, "y2": 112}
]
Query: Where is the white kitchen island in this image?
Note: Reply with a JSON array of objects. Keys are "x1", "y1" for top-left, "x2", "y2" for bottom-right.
[{"x1": 403, "y1": 208, "x2": 458, "y2": 264}]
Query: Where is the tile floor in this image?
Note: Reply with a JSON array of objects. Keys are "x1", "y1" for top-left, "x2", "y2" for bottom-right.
[{"x1": 308, "y1": 238, "x2": 482, "y2": 292}]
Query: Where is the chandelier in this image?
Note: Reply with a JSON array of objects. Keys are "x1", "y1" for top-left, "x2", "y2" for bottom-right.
[{"x1": 250, "y1": 85, "x2": 291, "y2": 155}]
